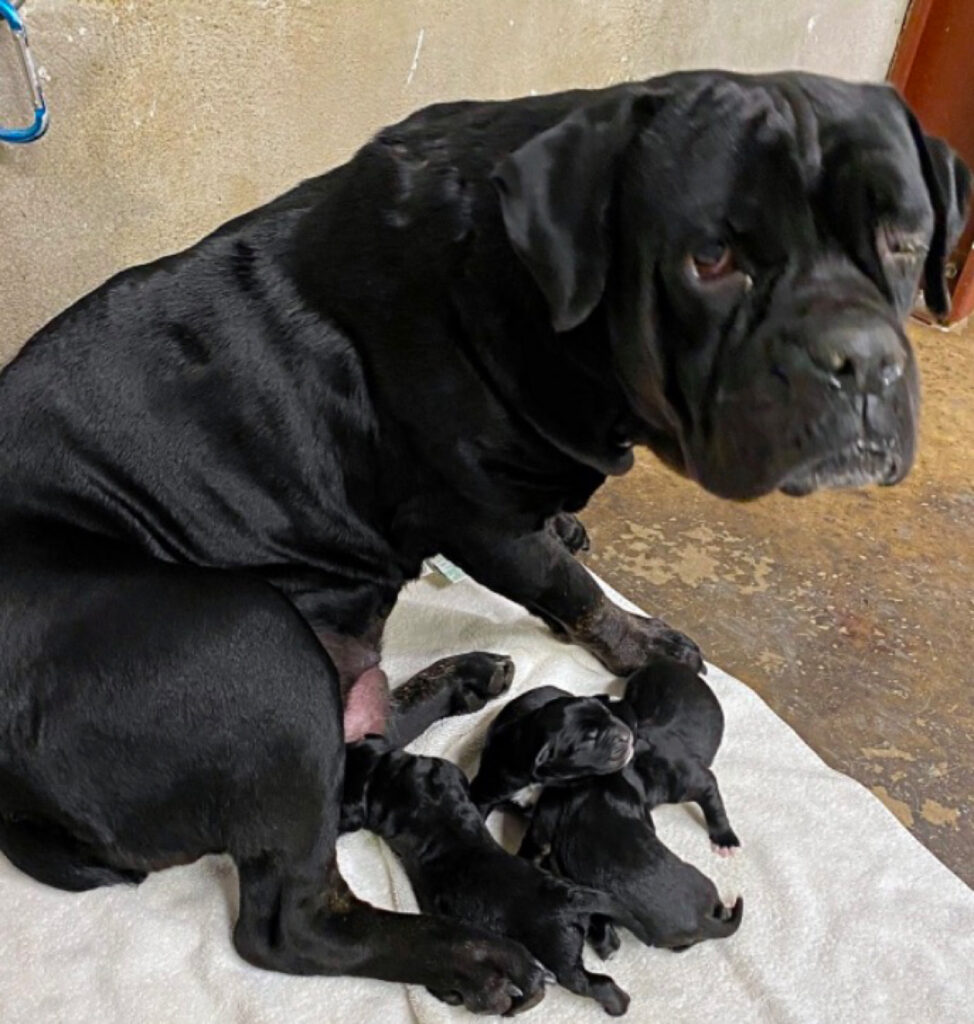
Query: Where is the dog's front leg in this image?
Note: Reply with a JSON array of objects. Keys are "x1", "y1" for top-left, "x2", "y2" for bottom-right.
[
  {"x1": 387, "y1": 652, "x2": 516, "y2": 747},
  {"x1": 236, "y1": 857, "x2": 548, "y2": 1014},
  {"x1": 689, "y1": 766, "x2": 740, "y2": 854},
  {"x1": 445, "y1": 527, "x2": 702, "y2": 676}
]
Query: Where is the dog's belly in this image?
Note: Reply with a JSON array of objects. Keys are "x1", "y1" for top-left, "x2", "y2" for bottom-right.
[
  {"x1": 314, "y1": 624, "x2": 390, "y2": 742},
  {"x1": 342, "y1": 667, "x2": 390, "y2": 742}
]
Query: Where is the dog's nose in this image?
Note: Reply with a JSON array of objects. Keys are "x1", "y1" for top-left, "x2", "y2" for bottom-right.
[{"x1": 806, "y1": 320, "x2": 907, "y2": 394}]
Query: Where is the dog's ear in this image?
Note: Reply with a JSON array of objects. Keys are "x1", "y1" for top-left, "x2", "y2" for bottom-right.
[
  {"x1": 533, "y1": 740, "x2": 556, "y2": 778},
  {"x1": 903, "y1": 113, "x2": 972, "y2": 319},
  {"x1": 492, "y1": 90, "x2": 662, "y2": 332}
]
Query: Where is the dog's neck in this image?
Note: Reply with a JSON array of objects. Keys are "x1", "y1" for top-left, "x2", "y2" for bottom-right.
[{"x1": 290, "y1": 152, "x2": 646, "y2": 506}]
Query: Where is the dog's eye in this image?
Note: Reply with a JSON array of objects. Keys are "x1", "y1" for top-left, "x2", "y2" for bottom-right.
[
  {"x1": 878, "y1": 225, "x2": 927, "y2": 262},
  {"x1": 689, "y1": 242, "x2": 735, "y2": 281},
  {"x1": 583, "y1": 729, "x2": 599, "y2": 743}
]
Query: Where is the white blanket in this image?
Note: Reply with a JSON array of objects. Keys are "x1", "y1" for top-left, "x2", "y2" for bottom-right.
[{"x1": 2, "y1": 573, "x2": 971, "y2": 1024}]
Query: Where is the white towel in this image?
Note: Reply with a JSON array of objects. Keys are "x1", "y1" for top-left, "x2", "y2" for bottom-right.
[{"x1": 2, "y1": 572, "x2": 971, "y2": 1024}]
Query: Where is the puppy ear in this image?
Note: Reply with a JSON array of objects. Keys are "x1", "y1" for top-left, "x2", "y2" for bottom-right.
[
  {"x1": 903, "y1": 112, "x2": 972, "y2": 320},
  {"x1": 533, "y1": 740, "x2": 555, "y2": 777},
  {"x1": 492, "y1": 90, "x2": 662, "y2": 333}
]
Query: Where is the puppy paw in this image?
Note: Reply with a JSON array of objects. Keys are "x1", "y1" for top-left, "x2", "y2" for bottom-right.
[
  {"x1": 449, "y1": 652, "x2": 516, "y2": 713},
  {"x1": 594, "y1": 979, "x2": 630, "y2": 1016},
  {"x1": 710, "y1": 830, "x2": 741, "y2": 856},
  {"x1": 587, "y1": 918, "x2": 621, "y2": 961},
  {"x1": 409, "y1": 651, "x2": 514, "y2": 716}
]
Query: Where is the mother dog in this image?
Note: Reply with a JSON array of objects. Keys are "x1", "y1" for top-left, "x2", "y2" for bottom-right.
[{"x1": 0, "y1": 71, "x2": 968, "y2": 1014}]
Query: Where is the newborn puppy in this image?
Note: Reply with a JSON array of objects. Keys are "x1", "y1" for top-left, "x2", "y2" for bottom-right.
[
  {"x1": 623, "y1": 657, "x2": 739, "y2": 853},
  {"x1": 520, "y1": 759, "x2": 743, "y2": 953},
  {"x1": 342, "y1": 738, "x2": 632, "y2": 1016},
  {"x1": 469, "y1": 686, "x2": 634, "y2": 817}
]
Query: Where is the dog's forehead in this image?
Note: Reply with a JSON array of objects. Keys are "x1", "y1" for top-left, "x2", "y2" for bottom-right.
[
  {"x1": 659, "y1": 74, "x2": 912, "y2": 172},
  {"x1": 634, "y1": 73, "x2": 926, "y2": 233},
  {"x1": 565, "y1": 698, "x2": 611, "y2": 727}
]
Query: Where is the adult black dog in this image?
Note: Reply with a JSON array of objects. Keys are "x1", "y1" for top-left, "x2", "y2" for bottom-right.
[{"x1": 0, "y1": 71, "x2": 969, "y2": 1009}]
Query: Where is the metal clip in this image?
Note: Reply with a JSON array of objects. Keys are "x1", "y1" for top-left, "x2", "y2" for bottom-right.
[{"x1": 1, "y1": 0, "x2": 48, "y2": 144}]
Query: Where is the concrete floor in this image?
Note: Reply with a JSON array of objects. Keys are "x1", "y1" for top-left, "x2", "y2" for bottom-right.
[{"x1": 581, "y1": 318, "x2": 973, "y2": 885}]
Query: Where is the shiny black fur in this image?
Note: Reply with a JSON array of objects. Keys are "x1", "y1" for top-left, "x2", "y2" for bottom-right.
[
  {"x1": 624, "y1": 657, "x2": 739, "y2": 851},
  {"x1": 0, "y1": 73, "x2": 966, "y2": 1004},
  {"x1": 343, "y1": 739, "x2": 631, "y2": 1015},
  {"x1": 470, "y1": 686, "x2": 634, "y2": 816},
  {"x1": 520, "y1": 761, "x2": 743, "y2": 952}
]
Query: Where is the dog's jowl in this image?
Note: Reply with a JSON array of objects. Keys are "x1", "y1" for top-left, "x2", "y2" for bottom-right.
[{"x1": 0, "y1": 72, "x2": 969, "y2": 1008}]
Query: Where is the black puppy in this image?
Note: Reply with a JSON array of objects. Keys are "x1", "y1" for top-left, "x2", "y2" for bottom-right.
[
  {"x1": 624, "y1": 657, "x2": 739, "y2": 854},
  {"x1": 520, "y1": 761, "x2": 743, "y2": 953},
  {"x1": 470, "y1": 686, "x2": 634, "y2": 816},
  {"x1": 343, "y1": 739, "x2": 632, "y2": 1015}
]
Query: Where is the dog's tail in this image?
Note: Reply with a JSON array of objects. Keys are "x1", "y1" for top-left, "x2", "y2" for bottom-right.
[{"x1": 700, "y1": 895, "x2": 744, "y2": 939}]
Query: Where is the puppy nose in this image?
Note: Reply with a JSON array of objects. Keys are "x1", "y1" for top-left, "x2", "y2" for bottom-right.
[
  {"x1": 609, "y1": 725, "x2": 633, "y2": 751},
  {"x1": 806, "y1": 320, "x2": 907, "y2": 393}
]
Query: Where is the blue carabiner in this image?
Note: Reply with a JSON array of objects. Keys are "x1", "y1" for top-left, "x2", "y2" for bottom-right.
[{"x1": 0, "y1": 0, "x2": 48, "y2": 143}]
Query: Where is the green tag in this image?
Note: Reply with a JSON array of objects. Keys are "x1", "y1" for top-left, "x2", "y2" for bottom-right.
[{"x1": 424, "y1": 554, "x2": 467, "y2": 584}]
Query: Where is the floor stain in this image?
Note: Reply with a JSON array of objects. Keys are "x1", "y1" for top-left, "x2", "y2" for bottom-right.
[
  {"x1": 872, "y1": 786, "x2": 916, "y2": 828},
  {"x1": 920, "y1": 799, "x2": 960, "y2": 828},
  {"x1": 861, "y1": 746, "x2": 916, "y2": 761}
]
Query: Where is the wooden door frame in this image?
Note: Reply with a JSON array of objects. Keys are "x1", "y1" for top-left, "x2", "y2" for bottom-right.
[{"x1": 889, "y1": 0, "x2": 974, "y2": 325}]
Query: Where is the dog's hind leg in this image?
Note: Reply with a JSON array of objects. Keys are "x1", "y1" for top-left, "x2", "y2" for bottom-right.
[
  {"x1": 587, "y1": 915, "x2": 621, "y2": 960},
  {"x1": 538, "y1": 918, "x2": 628, "y2": 1013},
  {"x1": 386, "y1": 652, "x2": 515, "y2": 746},
  {"x1": 0, "y1": 817, "x2": 146, "y2": 892},
  {"x1": 233, "y1": 819, "x2": 548, "y2": 1013},
  {"x1": 687, "y1": 766, "x2": 740, "y2": 853},
  {"x1": 554, "y1": 959, "x2": 629, "y2": 1016}
]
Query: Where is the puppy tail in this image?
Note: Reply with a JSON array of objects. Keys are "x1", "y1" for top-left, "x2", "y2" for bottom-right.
[{"x1": 701, "y1": 895, "x2": 744, "y2": 939}]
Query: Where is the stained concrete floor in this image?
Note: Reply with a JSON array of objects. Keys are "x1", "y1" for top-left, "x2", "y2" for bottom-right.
[{"x1": 581, "y1": 318, "x2": 973, "y2": 886}]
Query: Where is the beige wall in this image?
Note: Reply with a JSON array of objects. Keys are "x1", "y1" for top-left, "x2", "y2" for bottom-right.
[{"x1": 1, "y1": 0, "x2": 909, "y2": 362}]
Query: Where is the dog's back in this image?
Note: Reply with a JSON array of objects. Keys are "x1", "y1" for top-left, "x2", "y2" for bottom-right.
[
  {"x1": 624, "y1": 657, "x2": 724, "y2": 766},
  {"x1": 533, "y1": 766, "x2": 742, "y2": 949}
]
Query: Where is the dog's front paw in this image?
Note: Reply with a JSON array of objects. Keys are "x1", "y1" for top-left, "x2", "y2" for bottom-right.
[
  {"x1": 710, "y1": 829, "x2": 741, "y2": 856},
  {"x1": 582, "y1": 610, "x2": 704, "y2": 677},
  {"x1": 547, "y1": 512, "x2": 590, "y2": 555},
  {"x1": 437, "y1": 651, "x2": 515, "y2": 714},
  {"x1": 426, "y1": 937, "x2": 548, "y2": 1016},
  {"x1": 624, "y1": 614, "x2": 704, "y2": 675}
]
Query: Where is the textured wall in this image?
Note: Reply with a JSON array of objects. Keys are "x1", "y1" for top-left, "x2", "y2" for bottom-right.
[{"x1": 1, "y1": 0, "x2": 908, "y2": 361}]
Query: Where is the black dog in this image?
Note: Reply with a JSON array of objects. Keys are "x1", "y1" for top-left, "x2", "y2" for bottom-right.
[
  {"x1": 624, "y1": 657, "x2": 739, "y2": 854},
  {"x1": 0, "y1": 72, "x2": 967, "y2": 1005},
  {"x1": 521, "y1": 761, "x2": 744, "y2": 953},
  {"x1": 343, "y1": 739, "x2": 632, "y2": 1015},
  {"x1": 470, "y1": 686, "x2": 634, "y2": 816}
]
